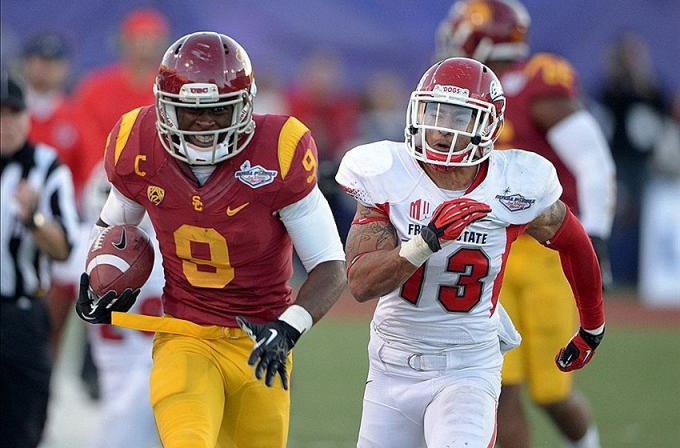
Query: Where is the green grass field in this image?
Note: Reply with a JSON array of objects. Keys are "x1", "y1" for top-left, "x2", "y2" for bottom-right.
[{"x1": 288, "y1": 319, "x2": 680, "y2": 447}]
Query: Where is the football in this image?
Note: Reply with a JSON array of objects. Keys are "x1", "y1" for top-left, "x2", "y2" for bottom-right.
[{"x1": 86, "y1": 224, "x2": 154, "y2": 297}]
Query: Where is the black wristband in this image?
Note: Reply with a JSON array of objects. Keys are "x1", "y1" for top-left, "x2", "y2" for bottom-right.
[
  {"x1": 579, "y1": 326, "x2": 605, "y2": 349},
  {"x1": 419, "y1": 224, "x2": 442, "y2": 252},
  {"x1": 277, "y1": 320, "x2": 302, "y2": 347}
]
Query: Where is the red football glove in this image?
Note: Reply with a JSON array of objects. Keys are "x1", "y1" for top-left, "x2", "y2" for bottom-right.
[
  {"x1": 556, "y1": 327, "x2": 605, "y2": 372},
  {"x1": 420, "y1": 198, "x2": 492, "y2": 252}
]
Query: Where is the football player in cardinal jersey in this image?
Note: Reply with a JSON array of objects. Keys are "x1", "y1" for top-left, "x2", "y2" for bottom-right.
[
  {"x1": 436, "y1": 1, "x2": 615, "y2": 447},
  {"x1": 73, "y1": 32, "x2": 345, "y2": 448},
  {"x1": 336, "y1": 57, "x2": 605, "y2": 448},
  {"x1": 52, "y1": 162, "x2": 161, "y2": 447}
]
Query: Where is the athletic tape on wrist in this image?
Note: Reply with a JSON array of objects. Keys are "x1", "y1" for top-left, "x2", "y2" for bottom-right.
[
  {"x1": 398, "y1": 235, "x2": 434, "y2": 267},
  {"x1": 279, "y1": 304, "x2": 313, "y2": 335},
  {"x1": 583, "y1": 323, "x2": 605, "y2": 335}
]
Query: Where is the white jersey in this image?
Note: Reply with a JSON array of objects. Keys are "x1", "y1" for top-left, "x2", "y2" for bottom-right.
[{"x1": 337, "y1": 141, "x2": 561, "y2": 352}]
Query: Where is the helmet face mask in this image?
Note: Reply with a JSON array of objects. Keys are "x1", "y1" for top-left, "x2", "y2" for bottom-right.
[
  {"x1": 154, "y1": 32, "x2": 256, "y2": 165},
  {"x1": 406, "y1": 58, "x2": 506, "y2": 167}
]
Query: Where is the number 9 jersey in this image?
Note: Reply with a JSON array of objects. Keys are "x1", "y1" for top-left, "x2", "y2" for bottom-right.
[{"x1": 104, "y1": 106, "x2": 319, "y2": 327}]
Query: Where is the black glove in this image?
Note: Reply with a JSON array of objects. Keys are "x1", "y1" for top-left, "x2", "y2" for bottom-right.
[
  {"x1": 236, "y1": 316, "x2": 301, "y2": 390},
  {"x1": 75, "y1": 273, "x2": 139, "y2": 324},
  {"x1": 589, "y1": 236, "x2": 613, "y2": 290}
]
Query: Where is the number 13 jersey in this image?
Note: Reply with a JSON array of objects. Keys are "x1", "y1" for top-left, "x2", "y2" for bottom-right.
[{"x1": 337, "y1": 141, "x2": 562, "y2": 351}]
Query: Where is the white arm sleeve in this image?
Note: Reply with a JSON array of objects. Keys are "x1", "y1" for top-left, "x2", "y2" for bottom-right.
[
  {"x1": 99, "y1": 186, "x2": 147, "y2": 226},
  {"x1": 547, "y1": 110, "x2": 616, "y2": 237},
  {"x1": 279, "y1": 186, "x2": 345, "y2": 272}
]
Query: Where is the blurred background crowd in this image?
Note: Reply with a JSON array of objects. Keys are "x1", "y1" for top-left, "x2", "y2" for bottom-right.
[
  {"x1": 2, "y1": 0, "x2": 679, "y2": 300},
  {"x1": 1, "y1": 1, "x2": 679, "y2": 446}
]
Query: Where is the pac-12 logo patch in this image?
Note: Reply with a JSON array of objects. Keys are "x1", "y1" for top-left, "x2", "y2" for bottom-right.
[
  {"x1": 235, "y1": 161, "x2": 278, "y2": 189},
  {"x1": 147, "y1": 186, "x2": 165, "y2": 206},
  {"x1": 495, "y1": 192, "x2": 535, "y2": 212}
]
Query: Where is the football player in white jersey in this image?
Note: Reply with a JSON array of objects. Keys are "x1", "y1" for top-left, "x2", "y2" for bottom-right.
[
  {"x1": 336, "y1": 58, "x2": 605, "y2": 448},
  {"x1": 52, "y1": 162, "x2": 161, "y2": 447}
]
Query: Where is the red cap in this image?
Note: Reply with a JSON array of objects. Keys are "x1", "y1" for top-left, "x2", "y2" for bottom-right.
[{"x1": 121, "y1": 8, "x2": 169, "y2": 37}]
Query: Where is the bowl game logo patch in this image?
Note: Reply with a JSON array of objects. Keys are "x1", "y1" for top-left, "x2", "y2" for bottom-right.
[
  {"x1": 235, "y1": 160, "x2": 278, "y2": 188},
  {"x1": 495, "y1": 192, "x2": 535, "y2": 212}
]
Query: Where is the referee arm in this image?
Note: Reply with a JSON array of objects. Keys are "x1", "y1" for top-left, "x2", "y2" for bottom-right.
[{"x1": 14, "y1": 163, "x2": 78, "y2": 261}]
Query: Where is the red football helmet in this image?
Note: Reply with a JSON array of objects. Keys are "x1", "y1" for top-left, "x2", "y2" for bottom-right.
[
  {"x1": 154, "y1": 32, "x2": 256, "y2": 165},
  {"x1": 436, "y1": 0, "x2": 530, "y2": 63},
  {"x1": 405, "y1": 57, "x2": 506, "y2": 167}
]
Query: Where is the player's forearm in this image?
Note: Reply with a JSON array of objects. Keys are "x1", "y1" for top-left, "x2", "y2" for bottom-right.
[
  {"x1": 544, "y1": 208, "x2": 605, "y2": 330},
  {"x1": 30, "y1": 221, "x2": 71, "y2": 261},
  {"x1": 293, "y1": 260, "x2": 346, "y2": 324},
  {"x1": 348, "y1": 247, "x2": 420, "y2": 302}
]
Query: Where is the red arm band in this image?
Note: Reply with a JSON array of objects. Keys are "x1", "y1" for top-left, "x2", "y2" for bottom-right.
[{"x1": 543, "y1": 208, "x2": 605, "y2": 329}]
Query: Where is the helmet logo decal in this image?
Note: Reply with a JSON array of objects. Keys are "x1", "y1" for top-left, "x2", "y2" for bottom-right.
[
  {"x1": 179, "y1": 83, "x2": 219, "y2": 103},
  {"x1": 235, "y1": 160, "x2": 278, "y2": 189},
  {"x1": 489, "y1": 79, "x2": 504, "y2": 100},
  {"x1": 433, "y1": 84, "x2": 470, "y2": 97}
]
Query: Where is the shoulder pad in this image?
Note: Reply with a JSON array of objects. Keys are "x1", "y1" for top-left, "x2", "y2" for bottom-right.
[
  {"x1": 523, "y1": 53, "x2": 578, "y2": 97},
  {"x1": 336, "y1": 141, "x2": 409, "y2": 206},
  {"x1": 103, "y1": 106, "x2": 158, "y2": 199},
  {"x1": 270, "y1": 116, "x2": 318, "y2": 209},
  {"x1": 493, "y1": 149, "x2": 563, "y2": 222}
]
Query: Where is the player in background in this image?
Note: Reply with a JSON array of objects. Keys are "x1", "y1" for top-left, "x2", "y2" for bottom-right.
[
  {"x1": 337, "y1": 57, "x2": 605, "y2": 448},
  {"x1": 73, "y1": 32, "x2": 346, "y2": 448},
  {"x1": 52, "y1": 162, "x2": 161, "y2": 447},
  {"x1": 436, "y1": 1, "x2": 615, "y2": 447}
]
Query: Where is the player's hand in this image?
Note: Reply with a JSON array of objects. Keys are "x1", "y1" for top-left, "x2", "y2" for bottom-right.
[
  {"x1": 236, "y1": 316, "x2": 301, "y2": 390},
  {"x1": 75, "y1": 273, "x2": 139, "y2": 324},
  {"x1": 556, "y1": 327, "x2": 604, "y2": 372},
  {"x1": 420, "y1": 198, "x2": 492, "y2": 251},
  {"x1": 589, "y1": 236, "x2": 613, "y2": 291}
]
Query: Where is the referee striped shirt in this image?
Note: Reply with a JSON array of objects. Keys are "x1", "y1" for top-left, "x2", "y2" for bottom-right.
[{"x1": 1, "y1": 141, "x2": 79, "y2": 299}]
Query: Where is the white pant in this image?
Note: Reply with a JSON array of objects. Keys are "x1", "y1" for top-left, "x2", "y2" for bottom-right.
[
  {"x1": 91, "y1": 356, "x2": 160, "y2": 448},
  {"x1": 357, "y1": 325, "x2": 502, "y2": 448}
]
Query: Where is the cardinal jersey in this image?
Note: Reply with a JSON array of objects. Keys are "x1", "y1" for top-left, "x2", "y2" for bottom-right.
[
  {"x1": 495, "y1": 53, "x2": 579, "y2": 212},
  {"x1": 104, "y1": 106, "x2": 318, "y2": 327},
  {"x1": 337, "y1": 141, "x2": 561, "y2": 351}
]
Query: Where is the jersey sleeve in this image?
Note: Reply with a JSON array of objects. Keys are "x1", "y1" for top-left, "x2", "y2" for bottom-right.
[
  {"x1": 271, "y1": 116, "x2": 319, "y2": 210},
  {"x1": 536, "y1": 157, "x2": 563, "y2": 213},
  {"x1": 523, "y1": 151, "x2": 563, "y2": 219},
  {"x1": 523, "y1": 53, "x2": 579, "y2": 100},
  {"x1": 103, "y1": 107, "x2": 145, "y2": 201},
  {"x1": 502, "y1": 150, "x2": 563, "y2": 224},
  {"x1": 335, "y1": 143, "x2": 390, "y2": 208}
]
